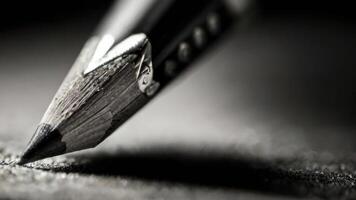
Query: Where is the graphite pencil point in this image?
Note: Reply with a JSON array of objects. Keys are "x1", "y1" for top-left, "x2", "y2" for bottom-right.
[{"x1": 19, "y1": 124, "x2": 66, "y2": 164}]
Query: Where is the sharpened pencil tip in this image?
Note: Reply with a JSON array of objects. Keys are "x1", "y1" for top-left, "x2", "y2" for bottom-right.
[
  {"x1": 17, "y1": 157, "x2": 30, "y2": 165},
  {"x1": 20, "y1": 124, "x2": 67, "y2": 164}
]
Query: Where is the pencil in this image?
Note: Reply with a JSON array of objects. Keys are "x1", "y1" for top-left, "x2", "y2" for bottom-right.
[{"x1": 19, "y1": 0, "x2": 252, "y2": 164}]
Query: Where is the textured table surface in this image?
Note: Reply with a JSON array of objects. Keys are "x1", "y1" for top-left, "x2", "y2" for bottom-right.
[{"x1": 0, "y1": 15, "x2": 356, "y2": 200}]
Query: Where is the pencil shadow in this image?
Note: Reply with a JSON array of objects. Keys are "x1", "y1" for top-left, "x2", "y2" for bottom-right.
[{"x1": 46, "y1": 146, "x2": 327, "y2": 198}]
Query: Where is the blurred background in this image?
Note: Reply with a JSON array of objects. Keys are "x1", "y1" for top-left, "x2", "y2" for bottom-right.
[
  {"x1": 0, "y1": 0, "x2": 355, "y2": 155},
  {"x1": 0, "y1": 0, "x2": 356, "y2": 199}
]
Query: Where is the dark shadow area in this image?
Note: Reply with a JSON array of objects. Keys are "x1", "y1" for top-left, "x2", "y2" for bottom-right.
[{"x1": 41, "y1": 147, "x2": 356, "y2": 199}]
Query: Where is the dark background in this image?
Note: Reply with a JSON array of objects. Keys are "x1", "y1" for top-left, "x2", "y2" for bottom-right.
[
  {"x1": 1, "y1": 1, "x2": 356, "y2": 27},
  {"x1": 2, "y1": 1, "x2": 356, "y2": 30}
]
